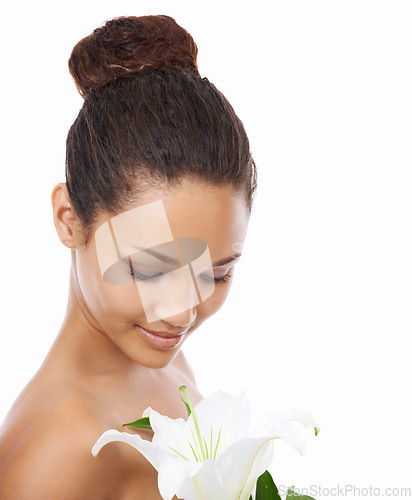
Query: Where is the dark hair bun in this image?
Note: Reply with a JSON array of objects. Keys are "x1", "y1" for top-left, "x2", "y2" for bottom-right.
[{"x1": 68, "y1": 15, "x2": 199, "y2": 98}]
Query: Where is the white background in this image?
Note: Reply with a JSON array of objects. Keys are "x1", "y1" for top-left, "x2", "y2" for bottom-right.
[{"x1": 1, "y1": 0, "x2": 411, "y2": 497}]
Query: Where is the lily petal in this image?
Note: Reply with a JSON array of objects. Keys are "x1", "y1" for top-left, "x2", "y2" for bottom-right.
[
  {"x1": 193, "y1": 390, "x2": 252, "y2": 454},
  {"x1": 175, "y1": 459, "x2": 227, "y2": 500},
  {"x1": 91, "y1": 429, "x2": 164, "y2": 471},
  {"x1": 149, "y1": 409, "x2": 194, "y2": 460},
  {"x1": 251, "y1": 408, "x2": 318, "y2": 455},
  {"x1": 157, "y1": 456, "x2": 205, "y2": 500},
  {"x1": 252, "y1": 408, "x2": 318, "y2": 436},
  {"x1": 216, "y1": 436, "x2": 278, "y2": 500}
]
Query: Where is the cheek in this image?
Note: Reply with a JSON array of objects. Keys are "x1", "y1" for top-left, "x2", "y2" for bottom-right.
[
  {"x1": 76, "y1": 251, "x2": 146, "y2": 324},
  {"x1": 99, "y1": 284, "x2": 145, "y2": 322},
  {"x1": 197, "y1": 281, "x2": 233, "y2": 321}
]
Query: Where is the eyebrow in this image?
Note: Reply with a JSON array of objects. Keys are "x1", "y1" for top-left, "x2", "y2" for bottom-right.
[{"x1": 140, "y1": 248, "x2": 242, "y2": 267}]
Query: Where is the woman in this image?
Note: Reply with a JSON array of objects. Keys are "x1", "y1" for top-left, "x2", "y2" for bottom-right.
[{"x1": 0, "y1": 15, "x2": 256, "y2": 499}]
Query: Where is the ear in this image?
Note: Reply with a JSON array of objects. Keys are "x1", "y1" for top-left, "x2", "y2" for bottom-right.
[{"x1": 51, "y1": 182, "x2": 82, "y2": 248}]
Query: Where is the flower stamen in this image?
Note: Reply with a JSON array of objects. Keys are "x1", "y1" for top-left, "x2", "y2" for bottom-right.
[
  {"x1": 214, "y1": 427, "x2": 222, "y2": 460},
  {"x1": 188, "y1": 442, "x2": 200, "y2": 462},
  {"x1": 203, "y1": 437, "x2": 209, "y2": 459},
  {"x1": 180, "y1": 386, "x2": 208, "y2": 461},
  {"x1": 168, "y1": 445, "x2": 189, "y2": 461},
  {"x1": 190, "y1": 427, "x2": 202, "y2": 461}
]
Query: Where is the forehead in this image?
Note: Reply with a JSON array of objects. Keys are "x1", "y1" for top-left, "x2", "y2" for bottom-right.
[{"x1": 95, "y1": 181, "x2": 249, "y2": 254}]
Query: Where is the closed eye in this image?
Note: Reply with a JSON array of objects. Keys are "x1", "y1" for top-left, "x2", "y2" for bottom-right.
[
  {"x1": 129, "y1": 268, "x2": 164, "y2": 283},
  {"x1": 128, "y1": 267, "x2": 233, "y2": 285},
  {"x1": 200, "y1": 270, "x2": 233, "y2": 285}
]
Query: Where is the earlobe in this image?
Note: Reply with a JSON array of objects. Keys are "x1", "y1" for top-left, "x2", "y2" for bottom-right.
[{"x1": 51, "y1": 182, "x2": 79, "y2": 248}]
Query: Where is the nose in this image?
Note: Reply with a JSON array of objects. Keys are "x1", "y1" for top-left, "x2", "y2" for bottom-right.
[
  {"x1": 149, "y1": 263, "x2": 200, "y2": 326},
  {"x1": 154, "y1": 304, "x2": 197, "y2": 328}
]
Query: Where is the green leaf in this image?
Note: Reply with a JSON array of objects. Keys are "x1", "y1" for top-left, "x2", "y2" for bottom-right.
[
  {"x1": 179, "y1": 387, "x2": 192, "y2": 418},
  {"x1": 286, "y1": 486, "x2": 316, "y2": 500},
  {"x1": 255, "y1": 470, "x2": 281, "y2": 500},
  {"x1": 123, "y1": 416, "x2": 152, "y2": 429},
  {"x1": 181, "y1": 396, "x2": 192, "y2": 417}
]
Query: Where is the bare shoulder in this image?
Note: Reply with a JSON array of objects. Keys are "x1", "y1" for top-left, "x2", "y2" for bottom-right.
[
  {"x1": 0, "y1": 381, "x2": 122, "y2": 499},
  {"x1": 0, "y1": 374, "x2": 165, "y2": 500},
  {"x1": 0, "y1": 361, "x2": 194, "y2": 499}
]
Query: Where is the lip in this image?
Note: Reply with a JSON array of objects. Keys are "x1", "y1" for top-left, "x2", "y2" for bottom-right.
[{"x1": 136, "y1": 325, "x2": 190, "y2": 350}]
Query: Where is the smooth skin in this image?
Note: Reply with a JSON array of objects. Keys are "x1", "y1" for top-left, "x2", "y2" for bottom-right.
[{"x1": 0, "y1": 178, "x2": 249, "y2": 499}]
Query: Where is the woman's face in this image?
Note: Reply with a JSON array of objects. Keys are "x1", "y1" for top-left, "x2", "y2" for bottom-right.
[{"x1": 73, "y1": 179, "x2": 249, "y2": 369}]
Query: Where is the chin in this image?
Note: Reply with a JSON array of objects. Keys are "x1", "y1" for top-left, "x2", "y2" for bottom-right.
[{"x1": 133, "y1": 347, "x2": 182, "y2": 370}]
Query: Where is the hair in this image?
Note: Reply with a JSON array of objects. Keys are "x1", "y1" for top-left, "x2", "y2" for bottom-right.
[{"x1": 66, "y1": 15, "x2": 257, "y2": 246}]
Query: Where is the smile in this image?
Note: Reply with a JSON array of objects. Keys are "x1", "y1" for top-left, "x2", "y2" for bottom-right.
[{"x1": 135, "y1": 325, "x2": 189, "y2": 350}]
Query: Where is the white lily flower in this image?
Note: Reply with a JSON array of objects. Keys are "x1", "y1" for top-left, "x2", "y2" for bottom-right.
[{"x1": 92, "y1": 388, "x2": 318, "y2": 500}]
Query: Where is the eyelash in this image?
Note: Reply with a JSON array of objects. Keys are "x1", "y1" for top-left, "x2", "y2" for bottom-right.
[{"x1": 128, "y1": 268, "x2": 232, "y2": 285}]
